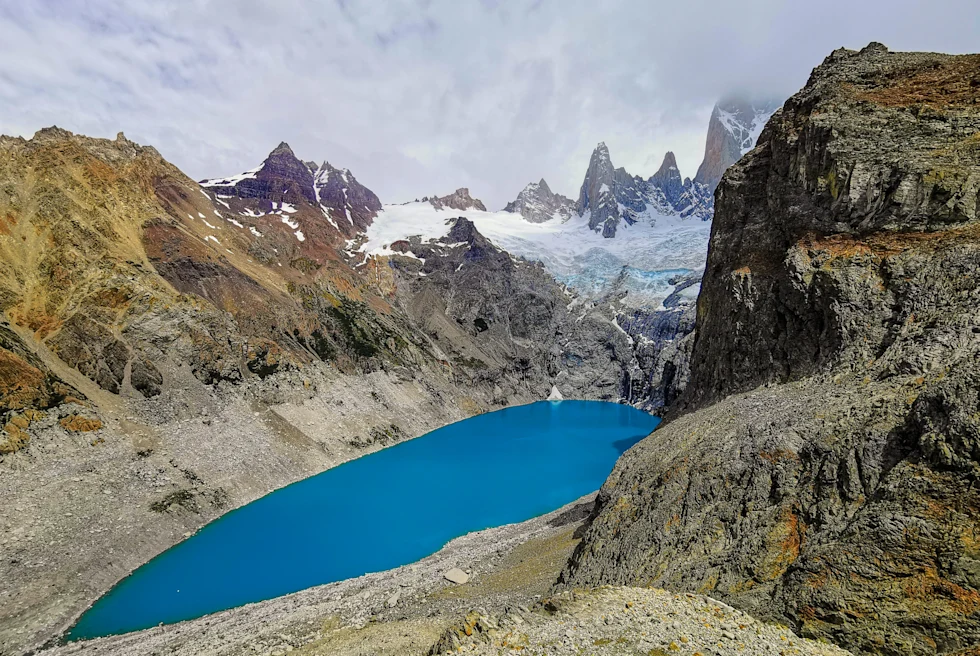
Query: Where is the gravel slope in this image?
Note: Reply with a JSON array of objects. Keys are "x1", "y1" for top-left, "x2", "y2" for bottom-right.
[{"x1": 431, "y1": 586, "x2": 852, "y2": 656}]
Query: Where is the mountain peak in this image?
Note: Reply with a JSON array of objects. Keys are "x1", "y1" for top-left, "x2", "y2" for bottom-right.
[
  {"x1": 504, "y1": 178, "x2": 573, "y2": 224},
  {"x1": 269, "y1": 141, "x2": 296, "y2": 158},
  {"x1": 653, "y1": 150, "x2": 681, "y2": 178},
  {"x1": 693, "y1": 98, "x2": 779, "y2": 192},
  {"x1": 429, "y1": 188, "x2": 487, "y2": 212}
]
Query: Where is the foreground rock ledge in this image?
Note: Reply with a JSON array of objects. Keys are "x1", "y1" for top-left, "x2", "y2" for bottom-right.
[{"x1": 431, "y1": 586, "x2": 850, "y2": 656}]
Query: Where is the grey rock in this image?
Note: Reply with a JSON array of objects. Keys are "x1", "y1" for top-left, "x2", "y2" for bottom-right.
[
  {"x1": 503, "y1": 178, "x2": 574, "y2": 223},
  {"x1": 443, "y1": 568, "x2": 469, "y2": 584},
  {"x1": 561, "y1": 43, "x2": 980, "y2": 655},
  {"x1": 428, "y1": 188, "x2": 487, "y2": 212}
]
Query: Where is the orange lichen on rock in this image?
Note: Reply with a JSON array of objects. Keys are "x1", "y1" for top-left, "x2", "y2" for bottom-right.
[
  {"x1": 903, "y1": 569, "x2": 980, "y2": 616},
  {"x1": 59, "y1": 415, "x2": 103, "y2": 432},
  {"x1": 849, "y1": 54, "x2": 980, "y2": 108},
  {"x1": 0, "y1": 348, "x2": 47, "y2": 412},
  {"x1": 798, "y1": 224, "x2": 980, "y2": 263},
  {"x1": 758, "y1": 505, "x2": 807, "y2": 581}
]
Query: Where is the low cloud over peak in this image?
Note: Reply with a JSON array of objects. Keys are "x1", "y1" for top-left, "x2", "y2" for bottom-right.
[{"x1": 1, "y1": 0, "x2": 976, "y2": 208}]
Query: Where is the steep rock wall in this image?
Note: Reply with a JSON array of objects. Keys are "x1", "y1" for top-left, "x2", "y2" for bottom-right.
[{"x1": 561, "y1": 44, "x2": 980, "y2": 655}]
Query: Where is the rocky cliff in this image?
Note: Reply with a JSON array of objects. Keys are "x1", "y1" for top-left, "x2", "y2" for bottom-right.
[{"x1": 561, "y1": 43, "x2": 980, "y2": 655}]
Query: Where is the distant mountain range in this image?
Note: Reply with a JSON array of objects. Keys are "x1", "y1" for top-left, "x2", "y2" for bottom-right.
[
  {"x1": 185, "y1": 95, "x2": 777, "y2": 309},
  {"x1": 502, "y1": 97, "x2": 779, "y2": 234}
]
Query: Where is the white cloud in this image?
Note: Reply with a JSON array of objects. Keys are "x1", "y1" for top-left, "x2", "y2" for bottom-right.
[{"x1": 0, "y1": 0, "x2": 976, "y2": 209}]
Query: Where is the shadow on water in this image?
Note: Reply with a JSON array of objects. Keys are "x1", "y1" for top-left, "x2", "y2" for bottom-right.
[{"x1": 612, "y1": 433, "x2": 650, "y2": 455}]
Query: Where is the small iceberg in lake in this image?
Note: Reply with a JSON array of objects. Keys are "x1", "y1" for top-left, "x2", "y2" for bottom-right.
[{"x1": 547, "y1": 385, "x2": 564, "y2": 401}]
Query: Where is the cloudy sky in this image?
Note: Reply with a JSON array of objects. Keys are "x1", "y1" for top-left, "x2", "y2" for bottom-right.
[{"x1": 1, "y1": 1, "x2": 976, "y2": 209}]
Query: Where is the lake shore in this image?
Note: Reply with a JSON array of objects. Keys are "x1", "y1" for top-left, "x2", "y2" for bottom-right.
[
  {"x1": 1, "y1": 366, "x2": 544, "y2": 655},
  {"x1": 39, "y1": 492, "x2": 598, "y2": 656}
]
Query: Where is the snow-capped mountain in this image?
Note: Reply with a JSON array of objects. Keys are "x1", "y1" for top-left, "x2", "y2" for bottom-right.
[
  {"x1": 359, "y1": 200, "x2": 711, "y2": 307},
  {"x1": 693, "y1": 97, "x2": 780, "y2": 192},
  {"x1": 502, "y1": 96, "x2": 779, "y2": 238},
  {"x1": 365, "y1": 95, "x2": 780, "y2": 304},
  {"x1": 503, "y1": 179, "x2": 575, "y2": 223}
]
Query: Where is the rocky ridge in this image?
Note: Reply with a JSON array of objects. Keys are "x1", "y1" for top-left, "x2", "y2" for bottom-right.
[
  {"x1": 561, "y1": 43, "x2": 980, "y2": 655},
  {"x1": 200, "y1": 142, "x2": 382, "y2": 240},
  {"x1": 502, "y1": 178, "x2": 575, "y2": 223},
  {"x1": 425, "y1": 187, "x2": 487, "y2": 212},
  {"x1": 574, "y1": 143, "x2": 714, "y2": 237}
]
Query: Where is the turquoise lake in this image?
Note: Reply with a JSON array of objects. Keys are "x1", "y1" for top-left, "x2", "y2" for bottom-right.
[{"x1": 68, "y1": 400, "x2": 660, "y2": 640}]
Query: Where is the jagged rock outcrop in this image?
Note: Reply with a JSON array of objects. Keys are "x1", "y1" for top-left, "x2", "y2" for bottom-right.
[
  {"x1": 566, "y1": 100, "x2": 778, "y2": 238},
  {"x1": 503, "y1": 179, "x2": 574, "y2": 223},
  {"x1": 561, "y1": 44, "x2": 980, "y2": 655},
  {"x1": 647, "y1": 151, "x2": 686, "y2": 208},
  {"x1": 575, "y1": 143, "x2": 713, "y2": 237},
  {"x1": 693, "y1": 97, "x2": 779, "y2": 193},
  {"x1": 427, "y1": 188, "x2": 487, "y2": 212},
  {"x1": 576, "y1": 143, "x2": 649, "y2": 237}
]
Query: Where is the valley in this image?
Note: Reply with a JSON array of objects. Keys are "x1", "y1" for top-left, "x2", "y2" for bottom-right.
[
  {"x1": 0, "y1": 31, "x2": 977, "y2": 656},
  {"x1": 0, "y1": 86, "x2": 754, "y2": 654}
]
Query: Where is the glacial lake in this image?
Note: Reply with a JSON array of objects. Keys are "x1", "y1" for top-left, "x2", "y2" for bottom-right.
[{"x1": 68, "y1": 400, "x2": 660, "y2": 640}]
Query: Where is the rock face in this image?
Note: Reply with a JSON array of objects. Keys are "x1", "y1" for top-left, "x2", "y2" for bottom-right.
[
  {"x1": 384, "y1": 218, "x2": 643, "y2": 401},
  {"x1": 693, "y1": 97, "x2": 779, "y2": 193},
  {"x1": 561, "y1": 44, "x2": 980, "y2": 655},
  {"x1": 617, "y1": 274, "x2": 700, "y2": 411},
  {"x1": 427, "y1": 188, "x2": 487, "y2": 212},
  {"x1": 502, "y1": 178, "x2": 574, "y2": 223},
  {"x1": 312, "y1": 160, "x2": 382, "y2": 234}
]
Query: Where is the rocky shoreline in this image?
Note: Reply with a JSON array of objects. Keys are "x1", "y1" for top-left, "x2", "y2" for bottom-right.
[
  {"x1": 37, "y1": 492, "x2": 850, "y2": 656},
  {"x1": 39, "y1": 493, "x2": 598, "y2": 656},
  {"x1": 1, "y1": 362, "x2": 540, "y2": 655}
]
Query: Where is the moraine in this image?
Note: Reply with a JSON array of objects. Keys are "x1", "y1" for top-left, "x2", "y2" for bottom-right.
[{"x1": 68, "y1": 400, "x2": 659, "y2": 640}]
